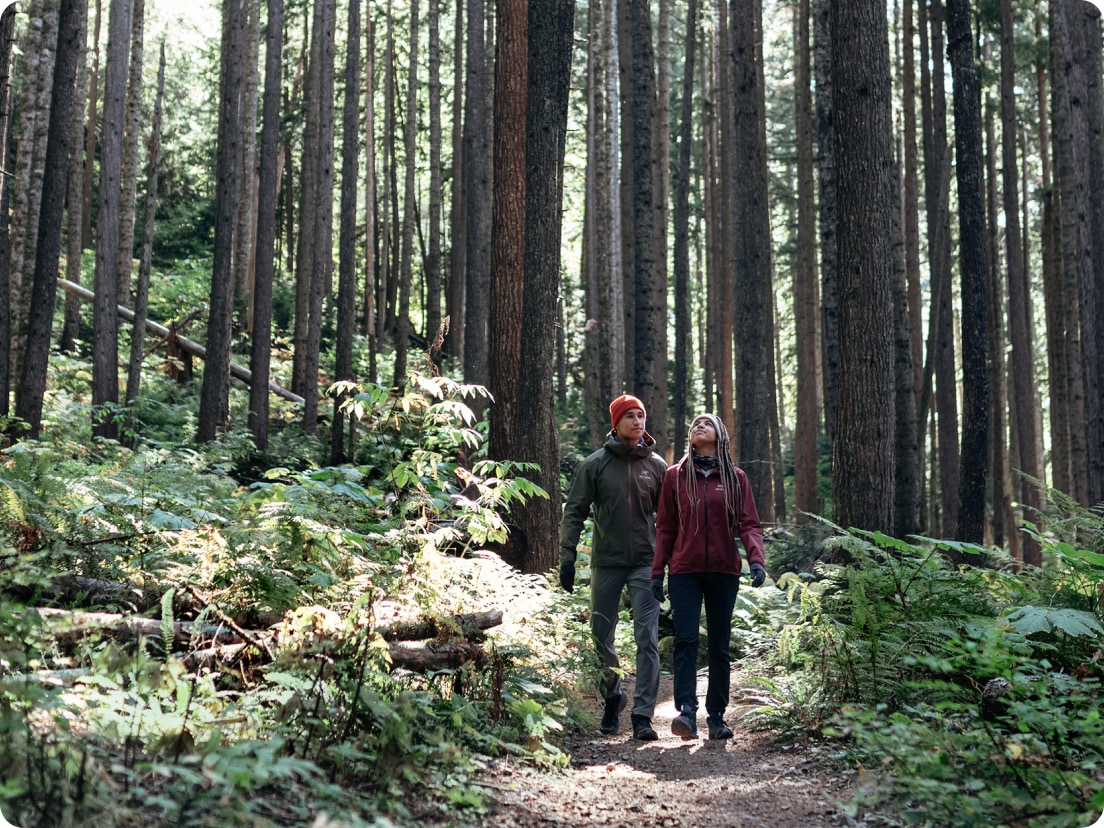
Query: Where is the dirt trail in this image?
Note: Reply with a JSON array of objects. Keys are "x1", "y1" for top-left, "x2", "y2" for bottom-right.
[{"x1": 473, "y1": 671, "x2": 866, "y2": 828}]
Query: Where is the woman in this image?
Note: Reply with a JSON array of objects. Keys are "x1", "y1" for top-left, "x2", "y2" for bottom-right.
[{"x1": 651, "y1": 413, "x2": 767, "y2": 740}]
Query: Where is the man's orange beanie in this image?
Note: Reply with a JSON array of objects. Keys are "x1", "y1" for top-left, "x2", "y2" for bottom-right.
[{"x1": 609, "y1": 394, "x2": 646, "y2": 430}]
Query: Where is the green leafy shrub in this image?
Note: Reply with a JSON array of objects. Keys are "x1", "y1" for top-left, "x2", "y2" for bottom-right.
[{"x1": 770, "y1": 515, "x2": 1104, "y2": 827}]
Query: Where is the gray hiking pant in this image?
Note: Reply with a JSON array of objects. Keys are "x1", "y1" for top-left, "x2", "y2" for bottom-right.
[{"x1": 590, "y1": 564, "x2": 661, "y2": 719}]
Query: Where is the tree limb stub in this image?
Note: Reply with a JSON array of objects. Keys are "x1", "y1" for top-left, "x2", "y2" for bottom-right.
[{"x1": 56, "y1": 278, "x2": 304, "y2": 404}]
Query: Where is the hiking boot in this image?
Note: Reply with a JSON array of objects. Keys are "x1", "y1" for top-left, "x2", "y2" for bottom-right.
[
  {"x1": 600, "y1": 691, "x2": 628, "y2": 735},
  {"x1": 707, "y1": 716, "x2": 733, "y2": 740},
  {"x1": 631, "y1": 715, "x2": 658, "y2": 741},
  {"x1": 671, "y1": 705, "x2": 698, "y2": 740}
]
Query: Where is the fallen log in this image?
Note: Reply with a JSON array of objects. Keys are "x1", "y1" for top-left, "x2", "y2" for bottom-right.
[
  {"x1": 376, "y1": 610, "x2": 503, "y2": 642},
  {"x1": 387, "y1": 640, "x2": 485, "y2": 672},
  {"x1": 33, "y1": 607, "x2": 247, "y2": 652},
  {"x1": 27, "y1": 605, "x2": 501, "y2": 675},
  {"x1": 56, "y1": 278, "x2": 304, "y2": 404}
]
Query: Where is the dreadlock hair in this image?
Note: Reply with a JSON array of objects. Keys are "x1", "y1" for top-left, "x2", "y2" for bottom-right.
[{"x1": 673, "y1": 414, "x2": 743, "y2": 538}]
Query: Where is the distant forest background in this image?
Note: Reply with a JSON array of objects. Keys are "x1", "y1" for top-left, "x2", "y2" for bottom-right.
[{"x1": 2, "y1": 0, "x2": 1103, "y2": 571}]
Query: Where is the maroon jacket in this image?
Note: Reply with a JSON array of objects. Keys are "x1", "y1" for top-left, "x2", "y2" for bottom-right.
[{"x1": 652, "y1": 461, "x2": 765, "y2": 578}]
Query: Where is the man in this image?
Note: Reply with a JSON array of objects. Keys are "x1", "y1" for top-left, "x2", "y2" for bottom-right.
[{"x1": 559, "y1": 394, "x2": 666, "y2": 740}]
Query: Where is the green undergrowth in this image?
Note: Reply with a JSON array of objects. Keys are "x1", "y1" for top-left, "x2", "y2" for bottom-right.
[
  {"x1": 0, "y1": 370, "x2": 596, "y2": 827},
  {"x1": 753, "y1": 507, "x2": 1104, "y2": 828}
]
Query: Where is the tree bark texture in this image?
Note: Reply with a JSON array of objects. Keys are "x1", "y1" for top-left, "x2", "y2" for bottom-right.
[
  {"x1": 813, "y1": 0, "x2": 837, "y2": 447},
  {"x1": 303, "y1": 0, "x2": 336, "y2": 432},
  {"x1": 829, "y1": 0, "x2": 896, "y2": 533},
  {"x1": 15, "y1": 0, "x2": 88, "y2": 438},
  {"x1": 115, "y1": 0, "x2": 145, "y2": 308},
  {"x1": 331, "y1": 0, "x2": 360, "y2": 464},
  {"x1": 249, "y1": 0, "x2": 285, "y2": 451},
  {"x1": 946, "y1": 0, "x2": 990, "y2": 543},
  {"x1": 124, "y1": 40, "x2": 166, "y2": 440},
  {"x1": 464, "y1": 0, "x2": 492, "y2": 390},
  {"x1": 672, "y1": 0, "x2": 698, "y2": 459},
  {"x1": 1049, "y1": 0, "x2": 1090, "y2": 505},
  {"x1": 731, "y1": 0, "x2": 779, "y2": 519},
  {"x1": 426, "y1": 0, "x2": 444, "y2": 352},
  {"x1": 488, "y1": 0, "x2": 527, "y2": 460},
  {"x1": 516, "y1": 0, "x2": 574, "y2": 573},
  {"x1": 92, "y1": 0, "x2": 134, "y2": 441},
  {"x1": 60, "y1": 1, "x2": 89, "y2": 355},
  {"x1": 0, "y1": 7, "x2": 14, "y2": 420},
  {"x1": 392, "y1": 0, "x2": 419, "y2": 387},
  {"x1": 999, "y1": 0, "x2": 1041, "y2": 562},
  {"x1": 793, "y1": 0, "x2": 820, "y2": 519},
  {"x1": 625, "y1": 0, "x2": 667, "y2": 455},
  {"x1": 197, "y1": 0, "x2": 247, "y2": 441}
]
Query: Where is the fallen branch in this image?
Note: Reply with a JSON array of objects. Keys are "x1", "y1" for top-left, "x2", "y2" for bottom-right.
[{"x1": 56, "y1": 278, "x2": 304, "y2": 404}]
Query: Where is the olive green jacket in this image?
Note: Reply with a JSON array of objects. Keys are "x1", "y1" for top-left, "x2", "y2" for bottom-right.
[{"x1": 559, "y1": 433, "x2": 667, "y2": 569}]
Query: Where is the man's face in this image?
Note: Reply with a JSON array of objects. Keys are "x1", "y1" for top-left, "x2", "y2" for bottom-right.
[{"x1": 615, "y1": 408, "x2": 646, "y2": 444}]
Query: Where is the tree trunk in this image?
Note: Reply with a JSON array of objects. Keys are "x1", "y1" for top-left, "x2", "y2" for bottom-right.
[
  {"x1": 60, "y1": 1, "x2": 89, "y2": 355},
  {"x1": 15, "y1": 0, "x2": 87, "y2": 438},
  {"x1": 425, "y1": 0, "x2": 443, "y2": 353},
  {"x1": 830, "y1": 0, "x2": 896, "y2": 533},
  {"x1": 1002, "y1": 0, "x2": 1042, "y2": 565},
  {"x1": 92, "y1": 0, "x2": 134, "y2": 441},
  {"x1": 793, "y1": 0, "x2": 819, "y2": 519},
  {"x1": 813, "y1": 0, "x2": 837, "y2": 448},
  {"x1": 234, "y1": 0, "x2": 260, "y2": 329},
  {"x1": 624, "y1": 0, "x2": 665, "y2": 453},
  {"x1": 581, "y1": 0, "x2": 605, "y2": 448},
  {"x1": 730, "y1": 0, "x2": 778, "y2": 518},
  {"x1": 1049, "y1": 0, "x2": 1090, "y2": 505},
  {"x1": 197, "y1": 0, "x2": 247, "y2": 441},
  {"x1": 123, "y1": 40, "x2": 166, "y2": 444},
  {"x1": 331, "y1": 0, "x2": 360, "y2": 464},
  {"x1": 444, "y1": 0, "x2": 465, "y2": 363},
  {"x1": 364, "y1": 15, "x2": 378, "y2": 381},
  {"x1": 672, "y1": 0, "x2": 698, "y2": 459},
  {"x1": 115, "y1": 0, "x2": 145, "y2": 308},
  {"x1": 292, "y1": 4, "x2": 320, "y2": 400},
  {"x1": 0, "y1": 8, "x2": 14, "y2": 420},
  {"x1": 1075, "y1": 3, "x2": 1104, "y2": 506},
  {"x1": 392, "y1": 0, "x2": 418, "y2": 387},
  {"x1": 515, "y1": 0, "x2": 573, "y2": 574},
  {"x1": 249, "y1": 0, "x2": 285, "y2": 451},
  {"x1": 302, "y1": 0, "x2": 335, "y2": 431},
  {"x1": 946, "y1": 0, "x2": 990, "y2": 544},
  {"x1": 926, "y1": 0, "x2": 959, "y2": 538},
  {"x1": 82, "y1": 0, "x2": 103, "y2": 251},
  {"x1": 488, "y1": 0, "x2": 527, "y2": 459},
  {"x1": 714, "y1": 0, "x2": 736, "y2": 448},
  {"x1": 984, "y1": 95, "x2": 1017, "y2": 556},
  {"x1": 463, "y1": 0, "x2": 492, "y2": 391},
  {"x1": 10, "y1": 0, "x2": 58, "y2": 379}
]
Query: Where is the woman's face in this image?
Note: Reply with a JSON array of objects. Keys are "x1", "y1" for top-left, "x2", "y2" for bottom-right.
[{"x1": 690, "y1": 417, "x2": 717, "y2": 453}]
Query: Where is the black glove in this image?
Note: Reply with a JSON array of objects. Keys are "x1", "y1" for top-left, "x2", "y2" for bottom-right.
[
  {"x1": 749, "y1": 563, "x2": 767, "y2": 588},
  {"x1": 559, "y1": 559, "x2": 576, "y2": 593},
  {"x1": 651, "y1": 577, "x2": 665, "y2": 603}
]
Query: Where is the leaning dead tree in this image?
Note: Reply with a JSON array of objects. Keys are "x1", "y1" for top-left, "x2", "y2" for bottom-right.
[{"x1": 56, "y1": 277, "x2": 304, "y2": 404}]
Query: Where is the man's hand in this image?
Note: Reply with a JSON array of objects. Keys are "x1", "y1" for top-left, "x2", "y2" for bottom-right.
[
  {"x1": 559, "y1": 559, "x2": 576, "y2": 593},
  {"x1": 651, "y1": 577, "x2": 665, "y2": 603},
  {"x1": 749, "y1": 563, "x2": 767, "y2": 588}
]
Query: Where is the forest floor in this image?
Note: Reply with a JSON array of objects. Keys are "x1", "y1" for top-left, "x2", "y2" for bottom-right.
[{"x1": 447, "y1": 670, "x2": 893, "y2": 828}]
